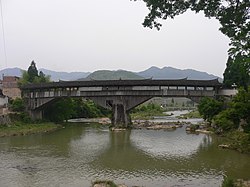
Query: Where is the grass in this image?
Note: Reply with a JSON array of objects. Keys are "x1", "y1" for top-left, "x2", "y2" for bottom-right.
[
  {"x1": 0, "y1": 122, "x2": 61, "y2": 137},
  {"x1": 178, "y1": 110, "x2": 202, "y2": 119},
  {"x1": 223, "y1": 131, "x2": 250, "y2": 154},
  {"x1": 221, "y1": 177, "x2": 235, "y2": 187},
  {"x1": 131, "y1": 110, "x2": 166, "y2": 120}
]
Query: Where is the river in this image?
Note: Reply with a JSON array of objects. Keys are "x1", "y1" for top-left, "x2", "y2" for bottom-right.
[{"x1": 0, "y1": 111, "x2": 250, "y2": 187}]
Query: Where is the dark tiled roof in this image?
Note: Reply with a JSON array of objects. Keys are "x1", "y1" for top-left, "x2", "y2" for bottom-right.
[{"x1": 21, "y1": 79, "x2": 222, "y2": 90}]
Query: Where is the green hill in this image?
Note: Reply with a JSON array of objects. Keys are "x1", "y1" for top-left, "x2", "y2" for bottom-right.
[{"x1": 78, "y1": 70, "x2": 144, "y2": 80}]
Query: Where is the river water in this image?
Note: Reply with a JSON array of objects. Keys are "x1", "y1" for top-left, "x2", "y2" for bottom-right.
[{"x1": 0, "y1": 112, "x2": 250, "y2": 187}]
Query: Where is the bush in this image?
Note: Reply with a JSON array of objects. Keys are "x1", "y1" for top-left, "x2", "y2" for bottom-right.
[
  {"x1": 213, "y1": 109, "x2": 238, "y2": 133},
  {"x1": 9, "y1": 98, "x2": 25, "y2": 112},
  {"x1": 198, "y1": 97, "x2": 223, "y2": 123},
  {"x1": 226, "y1": 131, "x2": 250, "y2": 153},
  {"x1": 9, "y1": 112, "x2": 31, "y2": 123},
  {"x1": 221, "y1": 176, "x2": 235, "y2": 187}
]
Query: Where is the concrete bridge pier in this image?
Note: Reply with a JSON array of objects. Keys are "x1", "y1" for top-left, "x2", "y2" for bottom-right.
[
  {"x1": 90, "y1": 96, "x2": 152, "y2": 129},
  {"x1": 29, "y1": 109, "x2": 43, "y2": 120},
  {"x1": 111, "y1": 103, "x2": 130, "y2": 128}
]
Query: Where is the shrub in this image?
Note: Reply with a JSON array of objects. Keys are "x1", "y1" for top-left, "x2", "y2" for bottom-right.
[{"x1": 221, "y1": 176, "x2": 235, "y2": 187}]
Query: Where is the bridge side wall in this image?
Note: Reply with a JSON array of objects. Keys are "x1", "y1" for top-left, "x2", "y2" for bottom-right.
[{"x1": 22, "y1": 84, "x2": 229, "y2": 126}]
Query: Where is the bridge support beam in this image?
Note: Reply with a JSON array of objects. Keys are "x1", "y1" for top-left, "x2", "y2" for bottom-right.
[
  {"x1": 28, "y1": 109, "x2": 43, "y2": 120},
  {"x1": 112, "y1": 103, "x2": 130, "y2": 128},
  {"x1": 90, "y1": 96, "x2": 152, "y2": 128}
]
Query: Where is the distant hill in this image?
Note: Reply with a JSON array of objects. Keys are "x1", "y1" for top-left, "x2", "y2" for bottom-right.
[
  {"x1": 0, "y1": 67, "x2": 23, "y2": 79},
  {"x1": 137, "y1": 66, "x2": 221, "y2": 80},
  {"x1": 39, "y1": 68, "x2": 90, "y2": 81},
  {"x1": 0, "y1": 68, "x2": 90, "y2": 81},
  {"x1": 0, "y1": 66, "x2": 222, "y2": 81},
  {"x1": 79, "y1": 70, "x2": 144, "y2": 80}
]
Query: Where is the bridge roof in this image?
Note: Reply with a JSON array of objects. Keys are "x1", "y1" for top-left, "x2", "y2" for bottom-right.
[{"x1": 21, "y1": 79, "x2": 222, "y2": 90}]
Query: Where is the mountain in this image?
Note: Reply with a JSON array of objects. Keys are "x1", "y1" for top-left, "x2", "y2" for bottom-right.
[
  {"x1": 137, "y1": 66, "x2": 221, "y2": 80},
  {"x1": 0, "y1": 67, "x2": 23, "y2": 79},
  {"x1": 39, "y1": 68, "x2": 90, "y2": 81},
  {"x1": 0, "y1": 68, "x2": 90, "y2": 81},
  {"x1": 0, "y1": 66, "x2": 221, "y2": 81},
  {"x1": 79, "y1": 70, "x2": 144, "y2": 81}
]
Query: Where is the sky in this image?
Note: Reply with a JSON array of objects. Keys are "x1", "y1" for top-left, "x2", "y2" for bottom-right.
[{"x1": 0, "y1": 0, "x2": 230, "y2": 77}]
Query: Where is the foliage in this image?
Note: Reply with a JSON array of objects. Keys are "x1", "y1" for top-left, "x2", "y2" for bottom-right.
[
  {"x1": 19, "y1": 61, "x2": 50, "y2": 85},
  {"x1": 223, "y1": 55, "x2": 250, "y2": 89},
  {"x1": 199, "y1": 87, "x2": 250, "y2": 132},
  {"x1": 225, "y1": 131, "x2": 250, "y2": 153},
  {"x1": 9, "y1": 98, "x2": 25, "y2": 112},
  {"x1": 178, "y1": 110, "x2": 201, "y2": 119},
  {"x1": 131, "y1": 103, "x2": 165, "y2": 119},
  {"x1": 198, "y1": 97, "x2": 223, "y2": 123},
  {"x1": 8, "y1": 98, "x2": 32, "y2": 123},
  {"x1": 8, "y1": 111, "x2": 33, "y2": 124},
  {"x1": 27, "y1": 60, "x2": 38, "y2": 82},
  {"x1": 231, "y1": 87, "x2": 250, "y2": 132},
  {"x1": 213, "y1": 109, "x2": 238, "y2": 133},
  {"x1": 0, "y1": 122, "x2": 59, "y2": 137},
  {"x1": 44, "y1": 98, "x2": 111, "y2": 123},
  {"x1": 221, "y1": 176, "x2": 235, "y2": 187},
  {"x1": 71, "y1": 98, "x2": 111, "y2": 119},
  {"x1": 44, "y1": 98, "x2": 76, "y2": 122}
]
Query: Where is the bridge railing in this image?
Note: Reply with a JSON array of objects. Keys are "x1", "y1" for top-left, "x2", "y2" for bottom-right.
[{"x1": 23, "y1": 88, "x2": 217, "y2": 99}]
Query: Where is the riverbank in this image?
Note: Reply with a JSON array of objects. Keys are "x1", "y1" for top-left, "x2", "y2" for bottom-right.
[
  {"x1": 218, "y1": 131, "x2": 250, "y2": 154},
  {"x1": 132, "y1": 120, "x2": 185, "y2": 130},
  {"x1": 92, "y1": 180, "x2": 141, "y2": 187},
  {"x1": 0, "y1": 122, "x2": 61, "y2": 137}
]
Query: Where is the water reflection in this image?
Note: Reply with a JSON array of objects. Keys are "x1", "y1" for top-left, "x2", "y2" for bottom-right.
[
  {"x1": 0, "y1": 123, "x2": 250, "y2": 187},
  {"x1": 131, "y1": 128, "x2": 209, "y2": 158}
]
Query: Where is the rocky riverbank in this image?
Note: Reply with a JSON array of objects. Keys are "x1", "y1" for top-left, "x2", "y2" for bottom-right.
[
  {"x1": 92, "y1": 180, "x2": 142, "y2": 187},
  {"x1": 132, "y1": 119, "x2": 213, "y2": 135},
  {"x1": 132, "y1": 120, "x2": 187, "y2": 130}
]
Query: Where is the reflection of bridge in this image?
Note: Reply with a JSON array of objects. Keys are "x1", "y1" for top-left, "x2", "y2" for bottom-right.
[{"x1": 21, "y1": 79, "x2": 236, "y2": 127}]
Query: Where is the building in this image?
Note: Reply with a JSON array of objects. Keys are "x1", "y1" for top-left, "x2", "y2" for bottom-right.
[
  {"x1": 2, "y1": 76, "x2": 21, "y2": 99},
  {"x1": 0, "y1": 89, "x2": 8, "y2": 116}
]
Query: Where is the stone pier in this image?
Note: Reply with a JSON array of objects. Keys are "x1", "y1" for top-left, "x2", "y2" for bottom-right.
[{"x1": 91, "y1": 96, "x2": 151, "y2": 128}]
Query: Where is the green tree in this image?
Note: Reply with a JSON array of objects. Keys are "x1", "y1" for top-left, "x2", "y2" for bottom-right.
[
  {"x1": 44, "y1": 98, "x2": 76, "y2": 122},
  {"x1": 213, "y1": 108, "x2": 238, "y2": 133},
  {"x1": 44, "y1": 98, "x2": 111, "y2": 122},
  {"x1": 19, "y1": 61, "x2": 51, "y2": 85},
  {"x1": 231, "y1": 86, "x2": 250, "y2": 131},
  {"x1": 27, "y1": 60, "x2": 38, "y2": 82},
  {"x1": 198, "y1": 97, "x2": 223, "y2": 123},
  {"x1": 223, "y1": 55, "x2": 250, "y2": 89}
]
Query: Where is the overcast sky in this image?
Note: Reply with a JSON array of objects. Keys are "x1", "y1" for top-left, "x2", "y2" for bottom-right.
[{"x1": 0, "y1": 0, "x2": 230, "y2": 76}]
